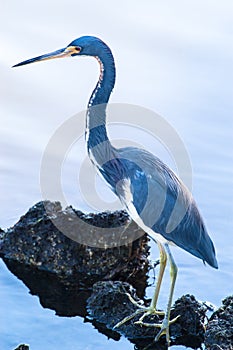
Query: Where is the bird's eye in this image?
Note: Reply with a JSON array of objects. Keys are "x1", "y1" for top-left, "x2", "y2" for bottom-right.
[{"x1": 75, "y1": 46, "x2": 81, "y2": 52}]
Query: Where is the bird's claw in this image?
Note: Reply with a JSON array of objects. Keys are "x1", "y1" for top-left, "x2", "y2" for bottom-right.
[
  {"x1": 113, "y1": 308, "x2": 145, "y2": 329},
  {"x1": 134, "y1": 307, "x2": 165, "y2": 326},
  {"x1": 114, "y1": 306, "x2": 165, "y2": 329},
  {"x1": 136, "y1": 314, "x2": 180, "y2": 345},
  {"x1": 113, "y1": 292, "x2": 180, "y2": 346},
  {"x1": 114, "y1": 292, "x2": 165, "y2": 329}
]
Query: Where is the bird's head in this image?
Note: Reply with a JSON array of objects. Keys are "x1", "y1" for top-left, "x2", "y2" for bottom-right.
[{"x1": 13, "y1": 36, "x2": 108, "y2": 67}]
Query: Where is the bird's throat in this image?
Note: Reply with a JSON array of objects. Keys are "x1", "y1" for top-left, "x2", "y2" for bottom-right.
[{"x1": 86, "y1": 48, "x2": 116, "y2": 162}]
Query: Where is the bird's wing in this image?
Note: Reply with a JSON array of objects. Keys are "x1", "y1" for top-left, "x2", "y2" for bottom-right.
[
  {"x1": 116, "y1": 147, "x2": 217, "y2": 268},
  {"x1": 117, "y1": 146, "x2": 189, "y2": 233}
]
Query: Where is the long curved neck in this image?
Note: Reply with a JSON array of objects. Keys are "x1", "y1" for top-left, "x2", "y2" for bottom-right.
[{"x1": 86, "y1": 44, "x2": 116, "y2": 167}]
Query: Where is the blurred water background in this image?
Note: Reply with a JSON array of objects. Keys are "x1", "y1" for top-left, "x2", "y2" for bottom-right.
[{"x1": 1, "y1": 1, "x2": 233, "y2": 349}]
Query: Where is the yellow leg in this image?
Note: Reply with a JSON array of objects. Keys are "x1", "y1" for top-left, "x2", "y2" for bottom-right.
[
  {"x1": 135, "y1": 244, "x2": 179, "y2": 347},
  {"x1": 114, "y1": 242, "x2": 166, "y2": 329},
  {"x1": 150, "y1": 242, "x2": 167, "y2": 310},
  {"x1": 154, "y1": 243, "x2": 179, "y2": 345},
  {"x1": 135, "y1": 242, "x2": 167, "y2": 324},
  {"x1": 114, "y1": 243, "x2": 179, "y2": 347}
]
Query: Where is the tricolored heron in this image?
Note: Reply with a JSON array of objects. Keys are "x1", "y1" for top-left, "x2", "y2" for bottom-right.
[{"x1": 13, "y1": 36, "x2": 218, "y2": 345}]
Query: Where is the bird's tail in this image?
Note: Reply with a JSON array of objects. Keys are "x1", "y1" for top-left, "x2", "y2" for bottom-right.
[{"x1": 198, "y1": 225, "x2": 218, "y2": 269}]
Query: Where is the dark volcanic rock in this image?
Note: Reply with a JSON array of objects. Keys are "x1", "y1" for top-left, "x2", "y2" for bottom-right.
[
  {"x1": 0, "y1": 201, "x2": 149, "y2": 293},
  {"x1": 205, "y1": 296, "x2": 233, "y2": 350},
  {"x1": 87, "y1": 280, "x2": 155, "y2": 332},
  {"x1": 170, "y1": 294, "x2": 206, "y2": 348},
  {"x1": 0, "y1": 201, "x2": 150, "y2": 347},
  {"x1": 14, "y1": 345, "x2": 29, "y2": 350},
  {"x1": 0, "y1": 227, "x2": 4, "y2": 243},
  {"x1": 87, "y1": 281, "x2": 206, "y2": 349},
  {"x1": 1, "y1": 201, "x2": 230, "y2": 349}
]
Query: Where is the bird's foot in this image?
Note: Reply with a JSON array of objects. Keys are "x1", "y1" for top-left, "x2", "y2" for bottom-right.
[
  {"x1": 114, "y1": 308, "x2": 147, "y2": 328},
  {"x1": 136, "y1": 314, "x2": 180, "y2": 346},
  {"x1": 114, "y1": 297, "x2": 165, "y2": 329}
]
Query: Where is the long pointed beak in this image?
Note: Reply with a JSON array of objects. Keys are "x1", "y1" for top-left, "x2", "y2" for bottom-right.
[{"x1": 12, "y1": 46, "x2": 78, "y2": 68}]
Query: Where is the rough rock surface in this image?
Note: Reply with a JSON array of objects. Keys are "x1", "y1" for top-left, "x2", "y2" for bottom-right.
[
  {"x1": 0, "y1": 201, "x2": 149, "y2": 294},
  {"x1": 1, "y1": 201, "x2": 231, "y2": 350},
  {"x1": 205, "y1": 296, "x2": 233, "y2": 350},
  {"x1": 14, "y1": 345, "x2": 29, "y2": 350},
  {"x1": 87, "y1": 281, "x2": 206, "y2": 349}
]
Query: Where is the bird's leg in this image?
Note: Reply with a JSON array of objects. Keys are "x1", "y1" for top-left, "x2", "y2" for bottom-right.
[
  {"x1": 153, "y1": 243, "x2": 179, "y2": 345},
  {"x1": 136, "y1": 244, "x2": 179, "y2": 346},
  {"x1": 135, "y1": 242, "x2": 167, "y2": 324},
  {"x1": 149, "y1": 242, "x2": 167, "y2": 312},
  {"x1": 114, "y1": 242, "x2": 166, "y2": 329}
]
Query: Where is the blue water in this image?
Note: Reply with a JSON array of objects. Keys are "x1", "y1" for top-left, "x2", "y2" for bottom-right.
[{"x1": 1, "y1": 1, "x2": 233, "y2": 349}]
